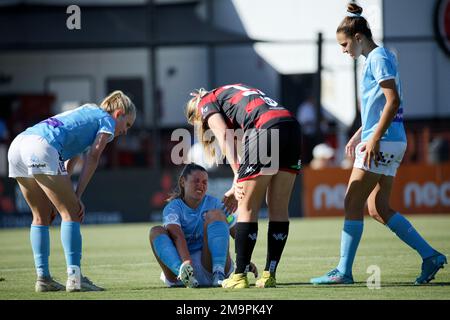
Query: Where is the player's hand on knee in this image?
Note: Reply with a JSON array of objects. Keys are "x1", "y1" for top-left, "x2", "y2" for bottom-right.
[{"x1": 223, "y1": 188, "x2": 238, "y2": 213}]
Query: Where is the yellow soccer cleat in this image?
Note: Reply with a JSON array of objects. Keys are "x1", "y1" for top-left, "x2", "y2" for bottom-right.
[
  {"x1": 255, "y1": 271, "x2": 276, "y2": 288},
  {"x1": 221, "y1": 273, "x2": 249, "y2": 289}
]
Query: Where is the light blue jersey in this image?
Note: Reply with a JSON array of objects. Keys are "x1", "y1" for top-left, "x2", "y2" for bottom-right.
[
  {"x1": 162, "y1": 195, "x2": 224, "y2": 253},
  {"x1": 22, "y1": 104, "x2": 115, "y2": 160},
  {"x1": 360, "y1": 47, "x2": 406, "y2": 142}
]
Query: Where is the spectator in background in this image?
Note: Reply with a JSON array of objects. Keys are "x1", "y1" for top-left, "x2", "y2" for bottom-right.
[
  {"x1": 7, "y1": 90, "x2": 136, "y2": 292},
  {"x1": 296, "y1": 96, "x2": 318, "y2": 164},
  {"x1": 310, "y1": 143, "x2": 335, "y2": 169},
  {"x1": 296, "y1": 96, "x2": 334, "y2": 164}
]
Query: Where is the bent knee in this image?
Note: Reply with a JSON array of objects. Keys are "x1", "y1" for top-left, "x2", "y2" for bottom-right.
[
  {"x1": 149, "y1": 225, "x2": 168, "y2": 242},
  {"x1": 204, "y1": 209, "x2": 226, "y2": 224}
]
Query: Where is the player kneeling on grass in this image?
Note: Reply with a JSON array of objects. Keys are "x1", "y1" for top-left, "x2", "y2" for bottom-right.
[
  {"x1": 149, "y1": 163, "x2": 258, "y2": 288},
  {"x1": 310, "y1": 3, "x2": 446, "y2": 286},
  {"x1": 8, "y1": 90, "x2": 136, "y2": 292}
]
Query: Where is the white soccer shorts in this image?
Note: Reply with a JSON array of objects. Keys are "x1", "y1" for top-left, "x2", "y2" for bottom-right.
[
  {"x1": 8, "y1": 134, "x2": 67, "y2": 178},
  {"x1": 354, "y1": 140, "x2": 407, "y2": 177}
]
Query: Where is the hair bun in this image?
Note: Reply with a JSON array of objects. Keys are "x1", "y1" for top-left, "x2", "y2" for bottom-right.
[{"x1": 347, "y1": 3, "x2": 363, "y2": 15}]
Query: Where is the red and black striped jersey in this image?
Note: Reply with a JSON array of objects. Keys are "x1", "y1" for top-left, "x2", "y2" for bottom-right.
[{"x1": 198, "y1": 83, "x2": 297, "y2": 131}]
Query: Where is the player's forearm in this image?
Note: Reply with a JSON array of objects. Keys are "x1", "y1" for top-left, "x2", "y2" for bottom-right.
[
  {"x1": 172, "y1": 236, "x2": 191, "y2": 262},
  {"x1": 75, "y1": 154, "x2": 99, "y2": 199},
  {"x1": 352, "y1": 127, "x2": 362, "y2": 141},
  {"x1": 220, "y1": 130, "x2": 240, "y2": 174}
]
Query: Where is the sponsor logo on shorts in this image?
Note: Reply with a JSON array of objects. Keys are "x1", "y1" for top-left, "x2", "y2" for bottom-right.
[
  {"x1": 28, "y1": 154, "x2": 47, "y2": 169},
  {"x1": 28, "y1": 163, "x2": 47, "y2": 168}
]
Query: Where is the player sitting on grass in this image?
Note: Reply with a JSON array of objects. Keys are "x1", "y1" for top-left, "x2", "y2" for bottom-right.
[
  {"x1": 7, "y1": 90, "x2": 136, "y2": 292},
  {"x1": 149, "y1": 163, "x2": 257, "y2": 288}
]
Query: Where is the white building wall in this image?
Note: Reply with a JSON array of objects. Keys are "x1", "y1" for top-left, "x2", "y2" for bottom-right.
[{"x1": 383, "y1": 0, "x2": 450, "y2": 119}]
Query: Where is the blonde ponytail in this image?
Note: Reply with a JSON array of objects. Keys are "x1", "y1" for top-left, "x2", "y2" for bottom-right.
[
  {"x1": 100, "y1": 90, "x2": 136, "y2": 116},
  {"x1": 185, "y1": 88, "x2": 218, "y2": 165}
]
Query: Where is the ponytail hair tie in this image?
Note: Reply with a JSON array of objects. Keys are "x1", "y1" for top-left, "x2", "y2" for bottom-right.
[{"x1": 347, "y1": 12, "x2": 362, "y2": 18}]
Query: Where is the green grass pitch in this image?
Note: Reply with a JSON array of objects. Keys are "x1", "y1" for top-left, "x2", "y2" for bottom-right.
[{"x1": 1, "y1": 215, "x2": 449, "y2": 300}]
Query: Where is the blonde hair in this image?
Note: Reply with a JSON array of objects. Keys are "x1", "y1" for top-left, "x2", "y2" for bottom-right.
[
  {"x1": 185, "y1": 88, "x2": 218, "y2": 164},
  {"x1": 100, "y1": 90, "x2": 136, "y2": 116}
]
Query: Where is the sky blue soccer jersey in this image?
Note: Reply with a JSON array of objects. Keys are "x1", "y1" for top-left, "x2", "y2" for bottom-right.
[
  {"x1": 360, "y1": 47, "x2": 407, "y2": 142},
  {"x1": 23, "y1": 104, "x2": 115, "y2": 160},
  {"x1": 162, "y1": 194, "x2": 224, "y2": 253}
]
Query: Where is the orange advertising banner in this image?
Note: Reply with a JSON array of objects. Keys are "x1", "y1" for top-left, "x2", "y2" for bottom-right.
[{"x1": 302, "y1": 164, "x2": 450, "y2": 217}]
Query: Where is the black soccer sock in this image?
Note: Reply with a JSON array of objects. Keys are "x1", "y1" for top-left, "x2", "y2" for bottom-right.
[
  {"x1": 265, "y1": 221, "x2": 290, "y2": 274},
  {"x1": 234, "y1": 222, "x2": 258, "y2": 274}
]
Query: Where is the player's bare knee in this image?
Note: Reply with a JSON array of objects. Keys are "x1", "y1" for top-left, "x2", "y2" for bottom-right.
[
  {"x1": 32, "y1": 214, "x2": 51, "y2": 226},
  {"x1": 204, "y1": 209, "x2": 226, "y2": 224},
  {"x1": 149, "y1": 225, "x2": 167, "y2": 242}
]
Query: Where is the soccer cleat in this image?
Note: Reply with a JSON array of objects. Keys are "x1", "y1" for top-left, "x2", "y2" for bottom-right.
[
  {"x1": 212, "y1": 271, "x2": 226, "y2": 287},
  {"x1": 310, "y1": 268, "x2": 354, "y2": 285},
  {"x1": 415, "y1": 252, "x2": 447, "y2": 285},
  {"x1": 67, "y1": 275, "x2": 105, "y2": 292},
  {"x1": 177, "y1": 261, "x2": 199, "y2": 288},
  {"x1": 221, "y1": 273, "x2": 249, "y2": 289},
  {"x1": 80, "y1": 276, "x2": 105, "y2": 291},
  {"x1": 35, "y1": 276, "x2": 65, "y2": 292},
  {"x1": 255, "y1": 271, "x2": 276, "y2": 288}
]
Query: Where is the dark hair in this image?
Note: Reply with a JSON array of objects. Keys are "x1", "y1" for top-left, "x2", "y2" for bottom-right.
[
  {"x1": 337, "y1": 3, "x2": 372, "y2": 39},
  {"x1": 166, "y1": 163, "x2": 208, "y2": 202}
]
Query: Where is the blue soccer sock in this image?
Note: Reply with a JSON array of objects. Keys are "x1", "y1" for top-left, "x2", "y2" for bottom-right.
[
  {"x1": 30, "y1": 225, "x2": 51, "y2": 278},
  {"x1": 386, "y1": 212, "x2": 435, "y2": 259},
  {"x1": 207, "y1": 221, "x2": 229, "y2": 274},
  {"x1": 153, "y1": 234, "x2": 182, "y2": 276},
  {"x1": 336, "y1": 220, "x2": 364, "y2": 277},
  {"x1": 60, "y1": 221, "x2": 82, "y2": 273}
]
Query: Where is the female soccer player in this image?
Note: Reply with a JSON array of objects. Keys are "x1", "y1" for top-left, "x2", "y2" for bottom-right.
[
  {"x1": 185, "y1": 84, "x2": 302, "y2": 288},
  {"x1": 310, "y1": 3, "x2": 446, "y2": 285},
  {"x1": 8, "y1": 90, "x2": 136, "y2": 292},
  {"x1": 149, "y1": 163, "x2": 257, "y2": 288}
]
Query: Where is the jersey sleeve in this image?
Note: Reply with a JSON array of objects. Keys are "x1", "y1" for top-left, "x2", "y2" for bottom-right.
[
  {"x1": 97, "y1": 116, "x2": 115, "y2": 143},
  {"x1": 199, "y1": 92, "x2": 221, "y2": 122},
  {"x1": 162, "y1": 201, "x2": 182, "y2": 227},
  {"x1": 371, "y1": 55, "x2": 396, "y2": 84}
]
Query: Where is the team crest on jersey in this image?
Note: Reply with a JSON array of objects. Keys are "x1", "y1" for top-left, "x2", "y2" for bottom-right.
[{"x1": 166, "y1": 213, "x2": 179, "y2": 223}]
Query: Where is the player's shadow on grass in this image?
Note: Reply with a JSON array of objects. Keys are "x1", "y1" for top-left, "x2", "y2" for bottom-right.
[
  {"x1": 380, "y1": 282, "x2": 450, "y2": 287},
  {"x1": 278, "y1": 281, "x2": 450, "y2": 288}
]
